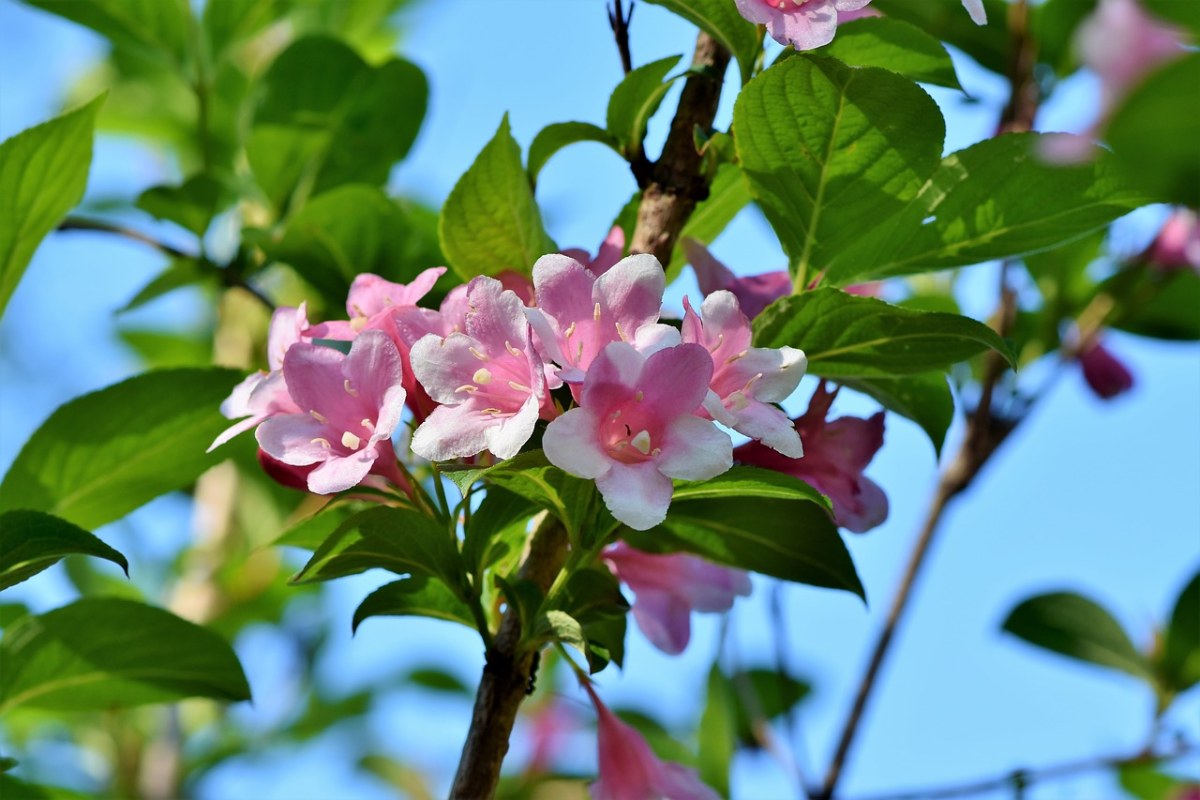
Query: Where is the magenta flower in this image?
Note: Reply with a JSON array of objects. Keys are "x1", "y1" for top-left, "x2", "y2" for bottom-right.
[
  {"x1": 734, "y1": 0, "x2": 874, "y2": 51},
  {"x1": 683, "y1": 238, "x2": 791, "y2": 320},
  {"x1": 583, "y1": 680, "x2": 721, "y2": 800},
  {"x1": 681, "y1": 292, "x2": 806, "y2": 457},
  {"x1": 528, "y1": 253, "x2": 679, "y2": 386},
  {"x1": 1079, "y1": 339, "x2": 1135, "y2": 400},
  {"x1": 1143, "y1": 209, "x2": 1200, "y2": 272},
  {"x1": 209, "y1": 304, "x2": 309, "y2": 451},
  {"x1": 409, "y1": 276, "x2": 552, "y2": 462},
  {"x1": 255, "y1": 330, "x2": 407, "y2": 494},
  {"x1": 735, "y1": 383, "x2": 888, "y2": 533},
  {"x1": 543, "y1": 342, "x2": 732, "y2": 531},
  {"x1": 562, "y1": 225, "x2": 626, "y2": 277},
  {"x1": 604, "y1": 542, "x2": 751, "y2": 655}
]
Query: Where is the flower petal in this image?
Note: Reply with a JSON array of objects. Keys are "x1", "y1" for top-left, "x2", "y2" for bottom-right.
[
  {"x1": 596, "y1": 462, "x2": 674, "y2": 531},
  {"x1": 658, "y1": 415, "x2": 733, "y2": 481},
  {"x1": 543, "y1": 407, "x2": 611, "y2": 479}
]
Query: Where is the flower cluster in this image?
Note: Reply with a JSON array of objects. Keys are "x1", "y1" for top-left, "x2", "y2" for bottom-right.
[
  {"x1": 212, "y1": 252, "x2": 809, "y2": 532},
  {"x1": 732, "y1": 0, "x2": 986, "y2": 52}
]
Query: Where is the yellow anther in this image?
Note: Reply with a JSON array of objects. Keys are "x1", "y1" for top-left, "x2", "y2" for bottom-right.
[
  {"x1": 593, "y1": 302, "x2": 602, "y2": 322},
  {"x1": 361, "y1": 418, "x2": 375, "y2": 431},
  {"x1": 473, "y1": 368, "x2": 493, "y2": 385},
  {"x1": 469, "y1": 347, "x2": 489, "y2": 361},
  {"x1": 454, "y1": 384, "x2": 478, "y2": 394},
  {"x1": 505, "y1": 340, "x2": 523, "y2": 358},
  {"x1": 343, "y1": 379, "x2": 359, "y2": 397},
  {"x1": 630, "y1": 430, "x2": 652, "y2": 455},
  {"x1": 310, "y1": 437, "x2": 332, "y2": 449},
  {"x1": 635, "y1": 390, "x2": 644, "y2": 402},
  {"x1": 563, "y1": 322, "x2": 577, "y2": 338},
  {"x1": 341, "y1": 431, "x2": 362, "y2": 450},
  {"x1": 508, "y1": 380, "x2": 531, "y2": 393}
]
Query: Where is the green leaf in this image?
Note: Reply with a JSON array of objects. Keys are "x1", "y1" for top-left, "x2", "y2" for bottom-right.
[
  {"x1": 135, "y1": 173, "x2": 228, "y2": 237},
  {"x1": 439, "y1": 115, "x2": 555, "y2": 280},
  {"x1": 273, "y1": 500, "x2": 374, "y2": 551},
  {"x1": 825, "y1": 133, "x2": 1148, "y2": 283},
  {"x1": 698, "y1": 664, "x2": 736, "y2": 797},
  {"x1": 0, "y1": 96, "x2": 102, "y2": 319},
  {"x1": 841, "y1": 372, "x2": 954, "y2": 455},
  {"x1": 1108, "y1": 55, "x2": 1200, "y2": 208},
  {"x1": 267, "y1": 184, "x2": 424, "y2": 306},
  {"x1": 0, "y1": 757, "x2": 15, "y2": 773},
  {"x1": 405, "y1": 666, "x2": 471, "y2": 695},
  {"x1": 0, "y1": 368, "x2": 243, "y2": 529},
  {"x1": 21, "y1": 0, "x2": 192, "y2": 69},
  {"x1": 733, "y1": 55, "x2": 945, "y2": 276},
  {"x1": 531, "y1": 609, "x2": 588, "y2": 657},
  {"x1": 728, "y1": 668, "x2": 811, "y2": 749},
  {"x1": 118, "y1": 329, "x2": 214, "y2": 369},
  {"x1": 822, "y1": 18, "x2": 962, "y2": 89},
  {"x1": 248, "y1": 36, "x2": 427, "y2": 210},
  {"x1": 644, "y1": 0, "x2": 761, "y2": 85},
  {"x1": 1106, "y1": 268, "x2": 1200, "y2": 342},
  {"x1": 605, "y1": 55, "x2": 683, "y2": 159},
  {"x1": 625, "y1": 468, "x2": 864, "y2": 598},
  {"x1": 351, "y1": 576, "x2": 477, "y2": 634},
  {"x1": 292, "y1": 506, "x2": 462, "y2": 588},
  {"x1": 1118, "y1": 763, "x2": 1193, "y2": 800},
  {"x1": 1141, "y1": 0, "x2": 1200, "y2": 36},
  {"x1": 527, "y1": 122, "x2": 619, "y2": 185},
  {"x1": 0, "y1": 597, "x2": 250, "y2": 714},
  {"x1": 0, "y1": 774, "x2": 91, "y2": 800},
  {"x1": 203, "y1": 0, "x2": 280, "y2": 62},
  {"x1": 1002, "y1": 591, "x2": 1154, "y2": 681},
  {"x1": 119, "y1": 257, "x2": 216, "y2": 314},
  {"x1": 666, "y1": 163, "x2": 753, "y2": 282},
  {"x1": 1162, "y1": 569, "x2": 1200, "y2": 693},
  {"x1": 1033, "y1": 0, "x2": 1099, "y2": 77},
  {"x1": 462, "y1": 488, "x2": 536, "y2": 580},
  {"x1": 0, "y1": 510, "x2": 128, "y2": 592},
  {"x1": 753, "y1": 289, "x2": 1014, "y2": 379},
  {"x1": 869, "y1": 0, "x2": 1010, "y2": 75}
]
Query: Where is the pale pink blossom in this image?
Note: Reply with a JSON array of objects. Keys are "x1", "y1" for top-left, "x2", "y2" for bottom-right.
[
  {"x1": 681, "y1": 292, "x2": 806, "y2": 457},
  {"x1": 1143, "y1": 209, "x2": 1200, "y2": 272},
  {"x1": 683, "y1": 238, "x2": 791, "y2": 319},
  {"x1": 961, "y1": 0, "x2": 987, "y2": 25},
  {"x1": 837, "y1": 6, "x2": 881, "y2": 23},
  {"x1": 209, "y1": 304, "x2": 309, "y2": 451},
  {"x1": 543, "y1": 342, "x2": 732, "y2": 531},
  {"x1": 604, "y1": 542, "x2": 751, "y2": 655},
  {"x1": 256, "y1": 330, "x2": 407, "y2": 494},
  {"x1": 734, "y1": 0, "x2": 874, "y2": 51},
  {"x1": 1079, "y1": 339, "x2": 1135, "y2": 400},
  {"x1": 583, "y1": 680, "x2": 721, "y2": 800},
  {"x1": 527, "y1": 253, "x2": 679, "y2": 386},
  {"x1": 735, "y1": 383, "x2": 888, "y2": 533},
  {"x1": 524, "y1": 700, "x2": 578, "y2": 775},
  {"x1": 409, "y1": 276, "x2": 552, "y2": 461}
]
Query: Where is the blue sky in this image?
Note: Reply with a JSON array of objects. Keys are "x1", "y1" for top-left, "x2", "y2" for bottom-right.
[{"x1": 1, "y1": 1, "x2": 1198, "y2": 798}]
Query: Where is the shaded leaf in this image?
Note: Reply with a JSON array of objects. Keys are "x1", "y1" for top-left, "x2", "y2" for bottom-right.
[
  {"x1": 841, "y1": 372, "x2": 954, "y2": 455},
  {"x1": 698, "y1": 664, "x2": 736, "y2": 797},
  {"x1": 528, "y1": 122, "x2": 619, "y2": 185},
  {"x1": 0, "y1": 368, "x2": 242, "y2": 529},
  {"x1": 605, "y1": 55, "x2": 683, "y2": 159},
  {"x1": 21, "y1": 0, "x2": 192, "y2": 69},
  {"x1": 0, "y1": 597, "x2": 250, "y2": 714},
  {"x1": 822, "y1": 18, "x2": 962, "y2": 89},
  {"x1": 1162, "y1": 569, "x2": 1200, "y2": 693},
  {"x1": 135, "y1": 173, "x2": 228, "y2": 237},
  {"x1": 352, "y1": 576, "x2": 476, "y2": 633},
  {"x1": 644, "y1": 0, "x2": 761, "y2": 84},
  {"x1": 1002, "y1": 591, "x2": 1154, "y2": 681},
  {"x1": 119, "y1": 257, "x2": 215, "y2": 313},
  {"x1": 0, "y1": 510, "x2": 127, "y2": 592}
]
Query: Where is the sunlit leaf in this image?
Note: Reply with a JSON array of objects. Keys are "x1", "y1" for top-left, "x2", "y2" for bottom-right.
[{"x1": 0, "y1": 511, "x2": 127, "y2": 592}]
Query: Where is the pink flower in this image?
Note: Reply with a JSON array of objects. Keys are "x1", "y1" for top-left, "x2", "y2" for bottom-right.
[
  {"x1": 524, "y1": 700, "x2": 578, "y2": 775},
  {"x1": 1143, "y1": 209, "x2": 1200, "y2": 272},
  {"x1": 409, "y1": 276, "x2": 552, "y2": 461},
  {"x1": 681, "y1": 292, "x2": 806, "y2": 457},
  {"x1": 683, "y1": 238, "x2": 791, "y2": 320},
  {"x1": 562, "y1": 225, "x2": 627, "y2": 278},
  {"x1": 735, "y1": 383, "x2": 887, "y2": 533},
  {"x1": 583, "y1": 681, "x2": 720, "y2": 800},
  {"x1": 961, "y1": 0, "x2": 987, "y2": 25},
  {"x1": 734, "y1": 0, "x2": 874, "y2": 51},
  {"x1": 1079, "y1": 339, "x2": 1135, "y2": 400},
  {"x1": 209, "y1": 304, "x2": 309, "y2": 451},
  {"x1": 528, "y1": 253, "x2": 679, "y2": 386},
  {"x1": 604, "y1": 542, "x2": 751, "y2": 655},
  {"x1": 256, "y1": 330, "x2": 407, "y2": 494},
  {"x1": 543, "y1": 342, "x2": 732, "y2": 531},
  {"x1": 837, "y1": 6, "x2": 881, "y2": 23}
]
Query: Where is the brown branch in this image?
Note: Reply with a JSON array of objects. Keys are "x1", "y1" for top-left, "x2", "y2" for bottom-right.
[
  {"x1": 57, "y1": 216, "x2": 275, "y2": 311},
  {"x1": 449, "y1": 514, "x2": 570, "y2": 799},
  {"x1": 608, "y1": 0, "x2": 634, "y2": 75},
  {"x1": 849, "y1": 741, "x2": 1197, "y2": 800},
  {"x1": 630, "y1": 31, "x2": 731, "y2": 265}
]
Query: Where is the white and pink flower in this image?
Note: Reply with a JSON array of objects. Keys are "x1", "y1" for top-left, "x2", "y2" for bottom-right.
[
  {"x1": 734, "y1": 0, "x2": 875, "y2": 51},
  {"x1": 255, "y1": 330, "x2": 408, "y2": 494},
  {"x1": 409, "y1": 276, "x2": 553, "y2": 462},
  {"x1": 682, "y1": 292, "x2": 806, "y2": 458},
  {"x1": 543, "y1": 341, "x2": 732, "y2": 531}
]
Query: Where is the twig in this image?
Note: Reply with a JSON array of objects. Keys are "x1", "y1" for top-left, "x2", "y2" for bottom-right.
[
  {"x1": 848, "y1": 741, "x2": 1197, "y2": 800},
  {"x1": 630, "y1": 31, "x2": 731, "y2": 265},
  {"x1": 608, "y1": 0, "x2": 634, "y2": 75},
  {"x1": 57, "y1": 216, "x2": 275, "y2": 311}
]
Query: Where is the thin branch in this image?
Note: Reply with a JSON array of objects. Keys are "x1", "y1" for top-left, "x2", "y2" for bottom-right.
[
  {"x1": 57, "y1": 216, "x2": 275, "y2": 311},
  {"x1": 849, "y1": 741, "x2": 1197, "y2": 800},
  {"x1": 608, "y1": 0, "x2": 635, "y2": 75}
]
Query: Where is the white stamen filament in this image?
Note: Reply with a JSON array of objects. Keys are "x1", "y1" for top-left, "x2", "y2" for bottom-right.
[
  {"x1": 508, "y1": 380, "x2": 531, "y2": 393},
  {"x1": 505, "y1": 340, "x2": 523, "y2": 358},
  {"x1": 726, "y1": 349, "x2": 748, "y2": 365},
  {"x1": 469, "y1": 347, "x2": 488, "y2": 361},
  {"x1": 311, "y1": 437, "x2": 332, "y2": 450},
  {"x1": 563, "y1": 321, "x2": 577, "y2": 338},
  {"x1": 310, "y1": 410, "x2": 328, "y2": 423},
  {"x1": 343, "y1": 379, "x2": 359, "y2": 397},
  {"x1": 341, "y1": 431, "x2": 362, "y2": 450},
  {"x1": 614, "y1": 321, "x2": 627, "y2": 342},
  {"x1": 361, "y1": 418, "x2": 375, "y2": 431},
  {"x1": 455, "y1": 384, "x2": 478, "y2": 394}
]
